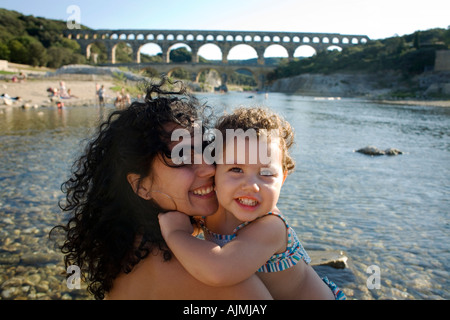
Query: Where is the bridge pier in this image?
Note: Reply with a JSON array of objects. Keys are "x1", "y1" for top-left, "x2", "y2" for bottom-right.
[
  {"x1": 131, "y1": 43, "x2": 141, "y2": 63},
  {"x1": 255, "y1": 47, "x2": 265, "y2": 65}
]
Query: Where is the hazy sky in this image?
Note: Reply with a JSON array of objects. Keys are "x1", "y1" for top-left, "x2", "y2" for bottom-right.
[{"x1": 2, "y1": 0, "x2": 449, "y2": 59}]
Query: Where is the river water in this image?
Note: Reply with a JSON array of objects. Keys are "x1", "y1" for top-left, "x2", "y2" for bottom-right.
[{"x1": 0, "y1": 92, "x2": 449, "y2": 300}]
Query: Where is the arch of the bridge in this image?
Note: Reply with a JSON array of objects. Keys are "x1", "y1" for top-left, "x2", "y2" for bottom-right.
[
  {"x1": 65, "y1": 29, "x2": 369, "y2": 65},
  {"x1": 122, "y1": 63, "x2": 275, "y2": 90}
]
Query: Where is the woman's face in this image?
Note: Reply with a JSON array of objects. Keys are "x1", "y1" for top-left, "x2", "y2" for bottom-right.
[{"x1": 136, "y1": 123, "x2": 218, "y2": 217}]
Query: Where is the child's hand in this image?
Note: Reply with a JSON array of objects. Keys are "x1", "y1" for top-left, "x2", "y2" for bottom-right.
[{"x1": 158, "y1": 211, "x2": 194, "y2": 241}]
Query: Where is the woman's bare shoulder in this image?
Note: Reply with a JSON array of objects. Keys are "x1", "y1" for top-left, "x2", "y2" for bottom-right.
[{"x1": 107, "y1": 252, "x2": 272, "y2": 300}]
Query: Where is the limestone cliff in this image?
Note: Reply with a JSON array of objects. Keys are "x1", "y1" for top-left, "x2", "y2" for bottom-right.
[{"x1": 267, "y1": 71, "x2": 450, "y2": 99}]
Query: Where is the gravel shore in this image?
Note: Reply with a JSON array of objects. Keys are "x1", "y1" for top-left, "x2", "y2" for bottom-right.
[
  {"x1": 1, "y1": 79, "x2": 117, "y2": 108},
  {"x1": 1, "y1": 78, "x2": 449, "y2": 109}
]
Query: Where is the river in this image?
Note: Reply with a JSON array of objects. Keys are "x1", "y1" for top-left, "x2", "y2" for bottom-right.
[{"x1": 0, "y1": 92, "x2": 449, "y2": 300}]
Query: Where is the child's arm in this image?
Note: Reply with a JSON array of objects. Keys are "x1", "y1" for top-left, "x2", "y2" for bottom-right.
[{"x1": 158, "y1": 211, "x2": 286, "y2": 286}]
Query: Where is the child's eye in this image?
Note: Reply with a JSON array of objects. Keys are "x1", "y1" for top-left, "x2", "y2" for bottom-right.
[
  {"x1": 260, "y1": 169, "x2": 275, "y2": 176},
  {"x1": 230, "y1": 167, "x2": 243, "y2": 173}
]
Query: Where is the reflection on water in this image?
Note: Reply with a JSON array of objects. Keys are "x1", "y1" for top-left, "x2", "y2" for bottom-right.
[{"x1": 0, "y1": 93, "x2": 449, "y2": 299}]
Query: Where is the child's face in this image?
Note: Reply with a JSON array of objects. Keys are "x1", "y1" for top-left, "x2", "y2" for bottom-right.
[{"x1": 214, "y1": 136, "x2": 286, "y2": 222}]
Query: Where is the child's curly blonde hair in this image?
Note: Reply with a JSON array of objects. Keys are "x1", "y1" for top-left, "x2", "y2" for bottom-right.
[{"x1": 215, "y1": 106, "x2": 295, "y2": 174}]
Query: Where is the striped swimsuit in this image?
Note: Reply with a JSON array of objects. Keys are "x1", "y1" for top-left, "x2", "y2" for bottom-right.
[
  {"x1": 201, "y1": 212, "x2": 311, "y2": 272},
  {"x1": 200, "y1": 212, "x2": 346, "y2": 300}
]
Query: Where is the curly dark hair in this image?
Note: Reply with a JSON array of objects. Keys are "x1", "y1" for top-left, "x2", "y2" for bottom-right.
[
  {"x1": 215, "y1": 106, "x2": 295, "y2": 174},
  {"x1": 50, "y1": 78, "x2": 209, "y2": 300}
]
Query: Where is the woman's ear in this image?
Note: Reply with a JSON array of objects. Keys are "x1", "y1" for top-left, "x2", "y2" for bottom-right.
[{"x1": 127, "y1": 173, "x2": 151, "y2": 200}]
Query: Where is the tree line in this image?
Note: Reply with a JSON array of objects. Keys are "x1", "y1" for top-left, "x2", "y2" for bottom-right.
[
  {"x1": 0, "y1": 9, "x2": 87, "y2": 68},
  {"x1": 267, "y1": 28, "x2": 450, "y2": 82}
]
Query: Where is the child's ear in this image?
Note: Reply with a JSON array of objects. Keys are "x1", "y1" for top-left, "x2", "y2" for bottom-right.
[
  {"x1": 282, "y1": 171, "x2": 288, "y2": 185},
  {"x1": 127, "y1": 173, "x2": 151, "y2": 200}
]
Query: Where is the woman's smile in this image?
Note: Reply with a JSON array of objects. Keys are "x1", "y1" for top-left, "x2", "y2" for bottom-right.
[{"x1": 191, "y1": 184, "x2": 215, "y2": 197}]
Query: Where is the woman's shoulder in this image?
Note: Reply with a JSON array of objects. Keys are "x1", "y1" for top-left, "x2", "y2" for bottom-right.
[
  {"x1": 108, "y1": 252, "x2": 272, "y2": 300},
  {"x1": 107, "y1": 253, "x2": 202, "y2": 299}
]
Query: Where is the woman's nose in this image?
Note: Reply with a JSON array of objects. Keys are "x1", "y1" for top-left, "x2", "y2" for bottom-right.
[{"x1": 194, "y1": 162, "x2": 216, "y2": 178}]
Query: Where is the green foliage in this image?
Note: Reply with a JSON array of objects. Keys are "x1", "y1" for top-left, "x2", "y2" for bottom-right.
[
  {"x1": 87, "y1": 41, "x2": 108, "y2": 64},
  {"x1": 170, "y1": 47, "x2": 192, "y2": 63},
  {"x1": 46, "y1": 46, "x2": 84, "y2": 68},
  {"x1": 140, "y1": 53, "x2": 163, "y2": 63},
  {"x1": 114, "y1": 43, "x2": 133, "y2": 63},
  {"x1": 171, "y1": 68, "x2": 192, "y2": 80},
  {"x1": 0, "y1": 8, "x2": 87, "y2": 68},
  {"x1": 228, "y1": 70, "x2": 257, "y2": 86},
  {"x1": 268, "y1": 28, "x2": 449, "y2": 82}
]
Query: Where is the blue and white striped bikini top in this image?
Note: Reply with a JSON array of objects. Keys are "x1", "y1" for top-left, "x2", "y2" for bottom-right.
[{"x1": 199, "y1": 212, "x2": 311, "y2": 273}]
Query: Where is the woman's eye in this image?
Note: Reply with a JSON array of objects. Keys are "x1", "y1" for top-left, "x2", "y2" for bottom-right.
[
  {"x1": 171, "y1": 149, "x2": 195, "y2": 165},
  {"x1": 173, "y1": 154, "x2": 190, "y2": 164}
]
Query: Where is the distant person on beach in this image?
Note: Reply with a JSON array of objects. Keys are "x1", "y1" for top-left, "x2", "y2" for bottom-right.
[
  {"x1": 59, "y1": 81, "x2": 68, "y2": 98},
  {"x1": 47, "y1": 87, "x2": 58, "y2": 97},
  {"x1": 59, "y1": 88, "x2": 77, "y2": 99},
  {"x1": 97, "y1": 85, "x2": 105, "y2": 106},
  {"x1": 50, "y1": 78, "x2": 272, "y2": 300},
  {"x1": 114, "y1": 87, "x2": 131, "y2": 109},
  {"x1": 19, "y1": 72, "x2": 27, "y2": 82},
  {"x1": 114, "y1": 91, "x2": 123, "y2": 108},
  {"x1": 159, "y1": 107, "x2": 346, "y2": 300}
]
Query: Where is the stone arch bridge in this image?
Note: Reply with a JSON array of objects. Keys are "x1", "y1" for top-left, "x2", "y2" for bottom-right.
[{"x1": 65, "y1": 29, "x2": 369, "y2": 90}]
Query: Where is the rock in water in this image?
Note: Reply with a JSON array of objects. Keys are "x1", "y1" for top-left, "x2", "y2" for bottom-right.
[
  {"x1": 309, "y1": 250, "x2": 348, "y2": 269},
  {"x1": 355, "y1": 146, "x2": 403, "y2": 156},
  {"x1": 355, "y1": 146, "x2": 385, "y2": 156},
  {"x1": 384, "y1": 148, "x2": 403, "y2": 156}
]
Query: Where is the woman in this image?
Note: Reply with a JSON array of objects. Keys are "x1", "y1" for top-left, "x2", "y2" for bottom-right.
[{"x1": 51, "y1": 78, "x2": 271, "y2": 300}]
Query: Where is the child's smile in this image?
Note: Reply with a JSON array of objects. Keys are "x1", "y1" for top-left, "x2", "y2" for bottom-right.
[{"x1": 235, "y1": 196, "x2": 260, "y2": 209}]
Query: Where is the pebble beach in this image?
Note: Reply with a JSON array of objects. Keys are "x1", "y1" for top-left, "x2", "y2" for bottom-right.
[{"x1": 1, "y1": 79, "x2": 117, "y2": 109}]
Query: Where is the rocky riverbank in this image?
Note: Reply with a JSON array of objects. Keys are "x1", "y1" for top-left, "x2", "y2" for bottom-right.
[
  {"x1": 267, "y1": 71, "x2": 450, "y2": 107},
  {"x1": 2, "y1": 64, "x2": 449, "y2": 108}
]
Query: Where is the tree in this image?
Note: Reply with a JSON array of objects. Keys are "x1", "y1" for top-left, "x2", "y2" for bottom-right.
[
  {"x1": 8, "y1": 39, "x2": 28, "y2": 64},
  {"x1": 28, "y1": 41, "x2": 47, "y2": 66},
  {"x1": 46, "y1": 46, "x2": 85, "y2": 68},
  {"x1": 170, "y1": 47, "x2": 192, "y2": 63},
  {"x1": 413, "y1": 31, "x2": 420, "y2": 49},
  {"x1": 0, "y1": 42, "x2": 10, "y2": 60}
]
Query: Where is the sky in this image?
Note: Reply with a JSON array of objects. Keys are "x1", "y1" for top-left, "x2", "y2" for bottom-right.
[{"x1": 2, "y1": 0, "x2": 449, "y2": 59}]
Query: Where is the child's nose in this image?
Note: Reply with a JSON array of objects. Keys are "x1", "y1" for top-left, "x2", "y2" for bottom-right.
[{"x1": 241, "y1": 177, "x2": 260, "y2": 193}]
